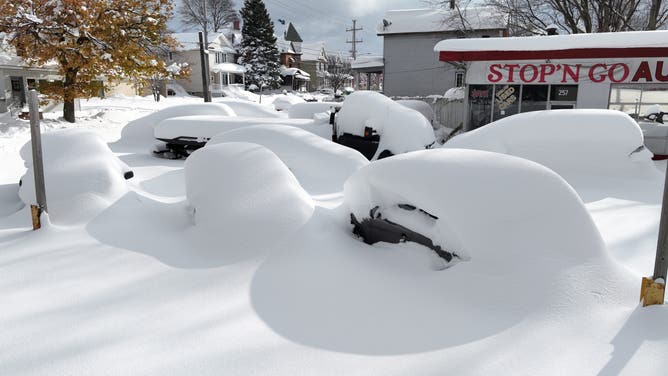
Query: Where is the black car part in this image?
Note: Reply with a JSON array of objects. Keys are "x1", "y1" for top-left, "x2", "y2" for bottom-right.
[
  {"x1": 350, "y1": 205, "x2": 461, "y2": 263},
  {"x1": 646, "y1": 112, "x2": 665, "y2": 124},
  {"x1": 153, "y1": 136, "x2": 210, "y2": 159}
]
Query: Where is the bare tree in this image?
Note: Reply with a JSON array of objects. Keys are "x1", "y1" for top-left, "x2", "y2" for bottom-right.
[
  {"x1": 480, "y1": 0, "x2": 668, "y2": 35},
  {"x1": 179, "y1": 0, "x2": 238, "y2": 33},
  {"x1": 326, "y1": 55, "x2": 352, "y2": 94}
]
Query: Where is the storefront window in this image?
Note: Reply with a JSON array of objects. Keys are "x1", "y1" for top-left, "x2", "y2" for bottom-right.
[
  {"x1": 520, "y1": 85, "x2": 548, "y2": 113},
  {"x1": 609, "y1": 84, "x2": 668, "y2": 120},
  {"x1": 493, "y1": 84, "x2": 520, "y2": 120},
  {"x1": 468, "y1": 85, "x2": 493, "y2": 129}
]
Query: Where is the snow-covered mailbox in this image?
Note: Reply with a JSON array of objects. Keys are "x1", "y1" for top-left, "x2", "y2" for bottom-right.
[{"x1": 434, "y1": 30, "x2": 668, "y2": 136}]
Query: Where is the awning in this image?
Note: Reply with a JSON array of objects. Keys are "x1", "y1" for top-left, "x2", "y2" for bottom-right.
[
  {"x1": 435, "y1": 30, "x2": 668, "y2": 62},
  {"x1": 210, "y1": 63, "x2": 245, "y2": 74}
]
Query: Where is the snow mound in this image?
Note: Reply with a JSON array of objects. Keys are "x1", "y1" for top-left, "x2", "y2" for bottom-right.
[
  {"x1": 337, "y1": 91, "x2": 436, "y2": 159},
  {"x1": 216, "y1": 98, "x2": 283, "y2": 118},
  {"x1": 220, "y1": 85, "x2": 260, "y2": 102},
  {"x1": 185, "y1": 142, "x2": 314, "y2": 249},
  {"x1": 445, "y1": 109, "x2": 658, "y2": 179},
  {"x1": 19, "y1": 129, "x2": 131, "y2": 223},
  {"x1": 344, "y1": 148, "x2": 605, "y2": 263},
  {"x1": 165, "y1": 82, "x2": 192, "y2": 97},
  {"x1": 208, "y1": 125, "x2": 369, "y2": 195},
  {"x1": 395, "y1": 99, "x2": 435, "y2": 124},
  {"x1": 118, "y1": 103, "x2": 236, "y2": 148},
  {"x1": 288, "y1": 101, "x2": 340, "y2": 120},
  {"x1": 272, "y1": 95, "x2": 306, "y2": 111}
]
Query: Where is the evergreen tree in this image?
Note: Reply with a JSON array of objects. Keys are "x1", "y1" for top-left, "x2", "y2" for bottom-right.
[{"x1": 238, "y1": 0, "x2": 282, "y2": 90}]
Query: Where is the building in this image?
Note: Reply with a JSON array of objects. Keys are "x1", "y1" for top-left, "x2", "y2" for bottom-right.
[
  {"x1": 0, "y1": 37, "x2": 60, "y2": 113},
  {"x1": 377, "y1": 7, "x2": 507, "y2": 97},
  {"x1": 171, "y1": 27, "x2": 245, "y2": 97},
  {"x1": 351, "y1": 56, "x2": 384, "y2": 91},
  {"x1": 301, "y1": 42, "x2": 328, "y2": 91},
  {"x1": 277, "y1": 22, "x2": 310, "y2": 91},
  {"x1": 435, "y1": 30, "x2": 668, "y2": 130}
]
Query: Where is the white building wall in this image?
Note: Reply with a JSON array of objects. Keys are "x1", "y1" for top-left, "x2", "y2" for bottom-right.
[{"x1": 577, "y1": 82, "x2": 611, "y2": 109}]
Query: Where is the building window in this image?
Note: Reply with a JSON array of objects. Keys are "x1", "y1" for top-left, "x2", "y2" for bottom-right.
[
  {"x1": 468, "y1": 85, "x2": 493, "y2": 129},
  {"x1": 455, "y1": 71, "x2": 464, "y2": 87},
  {"x1": 168, "y1": 51, "x2": 173, "y2": 61},
  {"x1": 608, "y1": 84, "x2": 668, "y2": 120},
  {"x1": 215, "y1": 52, "x2": 226, "y2": 63}
]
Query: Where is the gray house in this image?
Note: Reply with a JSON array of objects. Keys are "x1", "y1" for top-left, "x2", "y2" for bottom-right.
[{"x1": 377, "y1": 7, "x2": 507, "y2": 97}]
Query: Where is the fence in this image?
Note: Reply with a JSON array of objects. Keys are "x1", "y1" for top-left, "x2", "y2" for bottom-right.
[{"x1": 392, "y1": 95, "x2": 466, "y2": 130}]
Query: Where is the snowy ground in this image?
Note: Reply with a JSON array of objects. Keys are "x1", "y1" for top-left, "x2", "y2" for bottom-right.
[{"x1": 1, "y1": 96, "x2": 667, "y2": 375}]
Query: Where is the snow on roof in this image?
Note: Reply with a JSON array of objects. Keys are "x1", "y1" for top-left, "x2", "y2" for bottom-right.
[
  {"x1": 351, "y1": 56, "x2": 384, "y2": 69},
  {"x1": 435, "y1": 30, "x2": 668, "y2": 61},
  {"x1": 301, "y1": 42, "x2": 326, "y2": 61},
  {"x1": 377, "y1": 7, "x2": 506, "y2": 35},
  {"x1": 172, "y1": 32, "x2": 236, "y2": 53},
  {"x1": 280, "y1": 66, "x2": 310, "y2": 78},
  {"x1": 210, "y1": 63, "x2": 245, "y2": 74}
]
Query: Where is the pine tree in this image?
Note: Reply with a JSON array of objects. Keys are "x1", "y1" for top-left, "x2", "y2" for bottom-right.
[
  {"x1": 238, "y1": 0, "x2": 282, "y2": 90},
  {"x1": 0, "y1": 0, "x2": 181, "y2": 122}
]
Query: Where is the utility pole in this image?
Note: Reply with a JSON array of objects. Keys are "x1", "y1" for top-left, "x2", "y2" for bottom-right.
[
  {"x1": 641, "y1": 162, "x2": 668, "y2": 306},
  {"x1": 346, "y1": 19, "x2": 363, "y2": 60},
  {"x1": 199, "y1": 32, "x2": 212, "y2": 102},
  {"x1": 28, "y1": 90, "x2": 47, "y2": 230}
]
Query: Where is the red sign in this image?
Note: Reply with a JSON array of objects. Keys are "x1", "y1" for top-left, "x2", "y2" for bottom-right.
[{"x1": 487, "y1": 60, "x2": 668, "y2": 84}]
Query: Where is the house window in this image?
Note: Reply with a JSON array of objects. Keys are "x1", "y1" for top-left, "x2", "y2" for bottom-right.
[
  {"x1": 168, "y1": 51, "x2": 173, "y2": 61},
  {"x1": 215, "y1": 52, "x2": 226, "y2": 63}
]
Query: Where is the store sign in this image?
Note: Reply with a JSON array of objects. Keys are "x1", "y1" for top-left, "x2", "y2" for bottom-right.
[{"x1": 486, "y1": 60, "x2": 668, "y2": 84}]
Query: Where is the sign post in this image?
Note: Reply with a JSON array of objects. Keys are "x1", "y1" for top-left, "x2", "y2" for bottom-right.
[{"x1": 28, "y1": 90, "x2": 47, "y2": 230}]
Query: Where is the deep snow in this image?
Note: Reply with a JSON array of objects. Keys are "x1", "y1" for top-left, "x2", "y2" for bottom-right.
[{"x1": 1, "y1": 96, "x2": 667, "y2": 376}]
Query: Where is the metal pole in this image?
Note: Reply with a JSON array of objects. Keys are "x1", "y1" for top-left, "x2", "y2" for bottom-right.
[
  {"x1": 198, "y1": 32, "x2": 211, "y2": 102},
  {"x1": 28, "y1": 90, "x2": 47, "y2": 229},
  {"x1": 641, "y1": 162, "x2": 668, "y2": 306}
]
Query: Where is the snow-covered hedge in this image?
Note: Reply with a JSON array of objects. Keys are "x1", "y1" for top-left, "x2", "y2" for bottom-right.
[
  {"x1": 19, "y1": 129, "x2": 131, "y2": 223},
  {"x1": 208, "y1": 124, "x2": 368, "y2": 194},
  {"x1": 184, "y1": 142, "x2": 314, "y2": 249},
  {"x1": 445, "y1": 109, "x2": 657, "y2": 178},
  {"x1": 336, "y1": 91, "x2": 435, "y2": 159},
  {"x1": 344, "y1": 148, "x2": 604, "y2": 264}
]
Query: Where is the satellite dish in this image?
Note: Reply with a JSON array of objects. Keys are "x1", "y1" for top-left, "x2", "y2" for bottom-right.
[{"x1": 382, "y1": 19, "x2": 392, "y2": 27}]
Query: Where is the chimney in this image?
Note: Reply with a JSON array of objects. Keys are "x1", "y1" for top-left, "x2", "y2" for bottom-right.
[{"x1": 233, "y1": 19, "x2": 240, "y2": 30}]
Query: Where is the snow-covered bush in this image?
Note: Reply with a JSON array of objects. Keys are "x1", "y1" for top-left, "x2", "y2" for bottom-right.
[
  {"x1": 336, "y1": 91, "x2": 436, "y2": 159},
  {"x1": 118, "y1": 103, "x2": 236, "y2": 148},
  {"x1": 217, "y1": 98, "x2": 282, "y2": 118},
  {"x1": 344, "y1": 148, "x2": 604, "y2": 265},
  {"x1": 208, "y1": 124, "x2": 368, "y2": 194},
  {"x1": 184, "y1": 142, "x2": 314, "y2": 249},
  {"x1": 19, "y1": 129, "x2": 131, "y2": 223},
  {"x1": 445, "y1": 109, "x2": 658, "y2": 179},
  {"x1": 288, "y1": 102, "x2": 340, "y2": 121},
  {"x1": 272, "y1": 95, "x2": 305, "y2": 111}
]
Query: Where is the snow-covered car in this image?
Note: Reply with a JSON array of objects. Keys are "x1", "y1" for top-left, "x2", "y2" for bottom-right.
[
  {"x1": 444, "y1": 109, "x2": 658, "y2": 179},
  {"x1": 216, "y1": 98, "x2": 283, "y2": 118},
  {"x1": 333, "y1": 91, "x2": 436, "y2": 160},
  {"x1": 153, "y1": 115, "x2": 316, "y2": 158},
  {"x1": 637, "y1": 105, "x2": 667, "y2": 157},
  {"x1": 287, "y1": 101, "x2": 341, "y2": 121},
  {"x1": 272, "y1": 95, "x2": 306, "y2": 111},
  {"x1": 19, "y1": 129, "x2": 133, "y2": 222},
  {"x1": 344, "y1": 148, "x2": 603, "y2": 269}
]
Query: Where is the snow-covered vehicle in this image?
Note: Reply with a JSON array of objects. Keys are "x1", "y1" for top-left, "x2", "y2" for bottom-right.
[
  {"x1": 153, "y1": 115, "x2": 316, "y2": 158},
  {"x1": 637, "y1": 104, "x2": 667, "y2": 157},
  {"x1": 332, "y1": 91, "x2": 436, "y2": 160}
]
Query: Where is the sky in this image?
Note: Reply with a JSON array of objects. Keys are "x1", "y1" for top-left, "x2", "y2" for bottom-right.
[{"x1": 170, "y1": 0, "x2": 432, "y2": 57}]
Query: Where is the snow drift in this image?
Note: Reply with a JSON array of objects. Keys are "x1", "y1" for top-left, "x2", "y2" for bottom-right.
[
  {"x1": 444, "y1": 109, "x2": 658, "y2": 179},
  {"x1": 184, "y1": 142, "x2": 314, "y2": 250},
  {"x1": 216, "y1": 98, "x2": 283, "y2": 118},
  {"x1": 272, "y1": 95, "x2": 306, "y2": 112},
  {"x1": 288, "y1": 101, "x2": 341, "y2": 120},
  {"x1": 208, "y1": 124, "x2": 368, "y2": 195},
  {"x1": 19, "y1": 129, "x2": 131, "y2": 223},
  {"x1": 336, "y1": 91, "x2": 435, "y2": 159}
]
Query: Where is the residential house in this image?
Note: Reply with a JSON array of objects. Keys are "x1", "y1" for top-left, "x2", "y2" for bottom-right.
[
  {"x1": 377, "y1": 6, "x2": 507, "y2": 97},
  {"x1": 277, "y1": 22, "x2": 310, "y2": 91},
  {"x1": 171, "y1": 24, "x2": 245, "y2": 97},
  {"x1": 301, "y1": 42, "x2": 328, "y2": 91},
  {"x1": 0, "y1": 37, "x2": 60, "y2": 113}
]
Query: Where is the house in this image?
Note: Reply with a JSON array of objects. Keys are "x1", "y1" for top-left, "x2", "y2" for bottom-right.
[
  {"x1": 0, "y1": 37, "x2": 60, "y2": 113},
  {"x1": 171, "y1": 25, "x2": 245, "y2": 97},
  {"x1": 301, "y1": 42, "x2": 328, "y2": 91},
  {"x1": 277, "y1": 22, "x2": 310, "y2": 91},
  {"x1": 377, "y1": 6, "x2": 507, "y2": 97}
]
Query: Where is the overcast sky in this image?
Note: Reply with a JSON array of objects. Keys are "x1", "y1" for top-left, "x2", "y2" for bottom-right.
[{"x1": 170, "y1": 0, "x2": 432, "y2": 57}]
